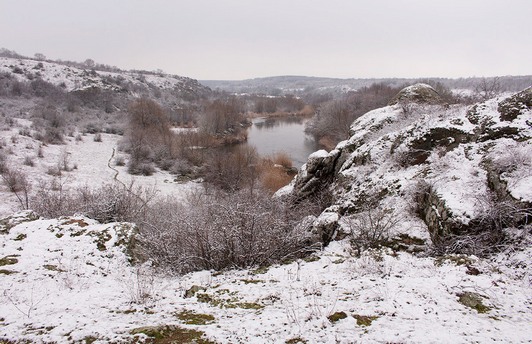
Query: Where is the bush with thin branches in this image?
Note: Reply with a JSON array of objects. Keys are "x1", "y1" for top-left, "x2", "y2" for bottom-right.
[
  {"x1": 138, "y1": 190, "x2": 320, "y2": 274},
  {"x1": 346, "y1": 206, "x2": 400, "y2": 256},
  {"x1": 1, "y1": 165, "x2": 31, "y2": 209}
]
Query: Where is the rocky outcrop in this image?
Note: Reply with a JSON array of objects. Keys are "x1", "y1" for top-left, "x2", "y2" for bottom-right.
[
  {"x1": 291, "y1": 149, "x2": 341, "y2": 200},
  {"x1": 498, "y1": 87, "x2": 532, "y2": 122},
  {"x1": 388, "y1": 83, "x2": 444, "y2": 106},
  {"x1": 288, "y1": 86, "x2": 532, "y2": 252}
]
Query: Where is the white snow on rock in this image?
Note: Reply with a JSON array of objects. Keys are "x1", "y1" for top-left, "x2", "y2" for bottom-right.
[{"x1": 308, "y1": 149, "x2": 329, "y2": 159}]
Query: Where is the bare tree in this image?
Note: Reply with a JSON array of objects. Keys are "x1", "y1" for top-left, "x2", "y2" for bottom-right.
[
  {"x1": 1, "y1": 166, "x2": 31, "y2": 209},
  {"x1": 34, "y1": 53, "x2": 46, "y2": 61},
  {"x1": 125, "y1": 98, "x2": 172, "y2": 174},
  {"x1": 475, "y1": 77, "x2": 501, "y2": 101},
  {"x1": 199, "y1": 97, "x2": 244, "y2": 135}
]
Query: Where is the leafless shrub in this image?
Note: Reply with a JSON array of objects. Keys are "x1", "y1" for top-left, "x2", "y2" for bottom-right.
[
  {"x1": 119, "y1": 264, "x2": 156, "y2": 305},
  {"x1": 31, "y1": 182, "x2": 156, "y2": 223},
  {"x1": 93, "y1": 133, "x2": 102, "y2": 142},
  {"x1": 76, "y1": 183, "x2": 157, "y2": 223},
  {"x1": 199, "y1": 97, "x2": 245, "y2": 136},
  {"x1": 1, "y1": 165, "x2": 31, "y2": 209},
  {"x1": 127, "y1": 160, "x2": 155, "y2": 176},
  {"x1": 489, "y1": 142, "x2": 532, "y2": 178},
  {"x1": 115, "y1": 156, "x2": 126, "y2": 166},
  {"x1": 43, "y1": 127, "x2": 64, "y2": 144},
  {"x1": 204, "y1": 145, "x2": 260, "y2": 192},
  {"x1": 431, "y1": 193, "x2": 531, "y2": 257},
  {"x1": 23, "y1": 156, "x2": 34, "y2": 167},
  {"x1": 30, "y1": 177, "x2": 71, "y2": 217},
  {"x1": 346, "y1": 206, "x2": 400, "y2": 256},
  {"x1": 46, "y1": 166, "x2": 62, "y2": 176},
  {"x1": 19, "y1": 128, "x2": 31, "y2": 137},
  {"x1": 125, "y1": 98, "x2": 172, "y2": 166},
  {"x1": 474, "y1": 77, "x2": 501, "y2": 101},
  {"x1": 58, "y1": 149, "x2": 72, "y2": 172},
  {"x1": 4, "y1": 117, "x2": 16, "y2": 128},
  {"x1": 0, "y1": 153, "x2": 6, "y2": 174},
  {"x1": 138, "y1": 190, "x2": 318, "y2": 274},
  {"x1": 36, "y1": 145, "x2": 44, "y2": 158}
]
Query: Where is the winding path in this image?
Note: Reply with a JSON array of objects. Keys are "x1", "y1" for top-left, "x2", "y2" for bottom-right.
[{"x1": 107, "y1": 147, "x2": 126, "y2": 188}]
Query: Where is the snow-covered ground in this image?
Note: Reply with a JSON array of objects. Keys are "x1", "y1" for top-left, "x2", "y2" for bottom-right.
[
  {"x1": 0, "y1": 118, "x2": 200, "y2": 217},
  {"x1": 0, "y1": 211, "x2": 530, "y2": 343},
  {"x1": 1, "y1": 79, "x2": 531, "y2": 342}
]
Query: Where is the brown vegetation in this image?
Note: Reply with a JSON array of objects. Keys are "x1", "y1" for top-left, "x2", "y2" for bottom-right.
[{"x1": 259, "y1": 152, "x2": 295, "y2": 193}]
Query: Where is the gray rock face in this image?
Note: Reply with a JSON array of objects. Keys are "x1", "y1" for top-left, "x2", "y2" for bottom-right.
[
  {"x1": 388, "y1": 83, "x2": 444, "y2": 106},
  {"x1": 291, "y1": 149, "x2": 341, "y2": 200},
  {"x1": 498, "y1": 87, "x2": 532, "y2": 121},
  {"x1": 288, "y1": 86, "x2": 532, "y2": 252}
]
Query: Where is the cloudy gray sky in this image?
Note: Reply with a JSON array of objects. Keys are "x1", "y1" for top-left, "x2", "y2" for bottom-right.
[{"x1": 1, "y1": 0, "x2": 530, "y2": 80}]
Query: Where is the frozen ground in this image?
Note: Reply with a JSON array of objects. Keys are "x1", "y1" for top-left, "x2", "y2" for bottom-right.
[{"x1": 0, "y1": 211, "x2": 530, "y2": 343}]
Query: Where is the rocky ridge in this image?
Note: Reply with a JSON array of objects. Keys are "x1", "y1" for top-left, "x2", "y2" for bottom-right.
[{"x1": 283, "y1": 84, "x2": 532, "y2": 252}]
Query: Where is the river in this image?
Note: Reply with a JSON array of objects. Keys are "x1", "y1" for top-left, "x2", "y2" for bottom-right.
[{"x1": 245, "y1": 115, "x2": 319, "y2": 168}]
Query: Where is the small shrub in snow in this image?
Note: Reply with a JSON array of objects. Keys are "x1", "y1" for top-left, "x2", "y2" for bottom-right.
[
  {"x1": 36, "y1": 145, "x2": 44, "y2": 158},
  {"x1": 347, "y1": 206, "x2": 400, "y2": 255},
  {"x1": 127, "y1": 160, "x2": 155, "y2": 176},
  {"x1": 43, "y1": 127, "x2": 64, "y2": 144},
  {"x1": 93, "y1": 133, "x2": 102, "y2": 142},
  {"x1": 0, "y1": 152, "x2": 7, "y2": 174},
  {"x1": 58, "y1": 149, "x2": 72, "y2": 172},
  {"x1": 23, "y1": 156, "x2": 34, "y2": 167},
  {"x1": 46, "y1": 166, "x2": 62, "y2": 176},
  {"x1": 114, "y1": 156, "x2": 126, "y2": 166},
  {"x1": 1, "y1": 165, "x2": 31, "y2": 209},
  {"x1": 18, "y1": 128, "x2": 31, "y2": 137}
]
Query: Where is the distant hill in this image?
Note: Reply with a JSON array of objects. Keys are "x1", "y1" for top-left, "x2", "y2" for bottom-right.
[{"x1": 202, "y1": 75, "x2": 532, "y2": 96}]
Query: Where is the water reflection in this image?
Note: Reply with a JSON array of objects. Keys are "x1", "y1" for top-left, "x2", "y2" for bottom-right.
[
  {"x1": 245, "y1": 115, "x2": 319, "y2": 167},
  {"x1": 254, "y1": 116, "x2": 305, "y2": 129}
]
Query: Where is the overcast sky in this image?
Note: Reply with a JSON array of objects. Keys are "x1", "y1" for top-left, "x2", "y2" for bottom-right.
[{"x1": 0, "y1": 0, "x2": 530, "y2": 80}]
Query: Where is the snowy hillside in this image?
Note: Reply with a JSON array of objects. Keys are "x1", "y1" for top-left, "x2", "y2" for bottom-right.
[
  {"x1": 0, "y1": 120, "x2": 200, "y2": 217},
  {"x1": 0, "y1": 56, "x2": 209, "y2": 95}
]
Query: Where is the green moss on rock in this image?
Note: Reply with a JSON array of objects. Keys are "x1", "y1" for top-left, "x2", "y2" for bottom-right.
[
  {"x1": 131, "y1": 325, "x2": 216, "y2": 343},
  {"x1": 353, "y1": 314, "x2": 379, "y2": 326},
  {"x1": 0, "y1": 269, "x2": 17, "y2": 275},
  {"x1": 0, "y1": 255, "x2": 18, "y2": 266},
  {"x1": 327, "y1": 311, "x2": 348, "y2": 323},
  {"x1": 175, "y1": 310, "x2": 215, "y2": 325},
  {"x1": 458, "y1": 292, "x2": 491, "y2": 313}
]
